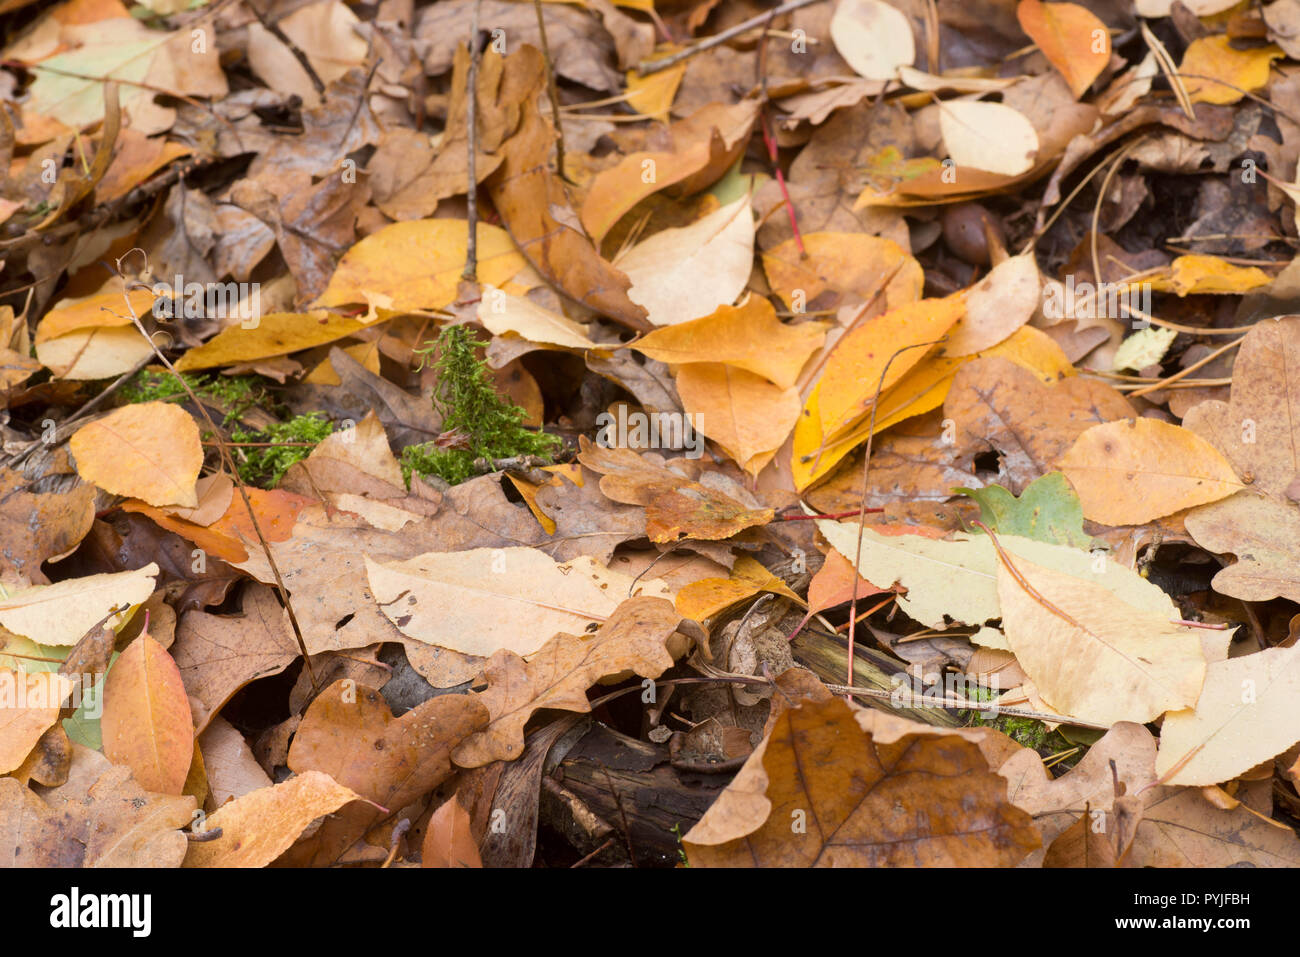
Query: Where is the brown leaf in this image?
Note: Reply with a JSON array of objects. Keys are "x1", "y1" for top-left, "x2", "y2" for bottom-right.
[
  {"x1": 451, "y1": 596, "x2": 680, "y2": 767},
  {"x1": 684, "y1": 696, "x2": 1040, "y2": 866},
  {"x1": 171, "y1": 585, "x2": 302, "y2": 734},
  {"x1": 486, "y1": 47, "x2": 650, "y2": 332},
  {"x1": 422, "y1": 794, "x2": 482, "y2": 868},
  {"x1": 0, "y1": 454, "x2": 96, "y2": 588},
  {"x1": 282, "y1": 682, "x2": 488, "y2": 866},
  {"x1": 945, "y1": 356, "x2": 1134, "y2": 493},
  {"x1": 578, "y1": 437, "x2": 774, "y2": 542},
  {"x1": 1, "y1": 744, "x2": 194, "y2": 867}
]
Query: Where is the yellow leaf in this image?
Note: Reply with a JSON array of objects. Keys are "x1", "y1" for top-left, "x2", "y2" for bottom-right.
[
  {"x1": 316, "y1": 220, "x2": 525, "y2": 312},
  {"x1": 70, "y1": 402, "x2": 202, "y2": 507},
  {"x1": 675, "y1": 554, "x2": 805, "y2": 623},
  {"x1": 175, "y1": 311, "x2": 364, "y2": 372},
  {"x1": 791, "y1": 296, "x2": 964, "y2": 489},
  {"x1": 1058, "y1": 418, "x2": 1244, "y2": 525},
  {"x1": 675, "y1": 363, "x2": 801, "y2": 476},
  {"x1": 633, "y1": 296, "x2": 824, "y2": 390},
  {"x1": 1144, "y1": 254, "x2": 1273, "y2": 295},
  {"x1": 1179, "y1": 35, "x2": 1283, "y2": 105}
]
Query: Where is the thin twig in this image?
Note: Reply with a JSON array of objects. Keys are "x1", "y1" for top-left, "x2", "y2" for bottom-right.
[
  {"x1": 463, "y1": 0, "x2": 483, "y2": 282},
  {"x1": 113, "y1": 263, "x2": 319, "y2": 693},
  {"x1": 533, "y1": 0, "x2": 569, "y2": 182},
  {"x1": 1127, "y1": 335, "x2": 1242, "y2": 399},
  {"x1": 636, "y1": 0, "x2": 823, "y2": 75},
  {"x1": 845, "y1": 336, "x2": 948, "y2": 688}
]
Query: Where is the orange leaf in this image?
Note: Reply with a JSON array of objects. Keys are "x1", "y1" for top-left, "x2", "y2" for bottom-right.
[
  {"x1": 102, "y1": 633, "x2": 195, "y2": 795},
  {"x1": 1016, "y1": 0, "x2": 1110, "y2": 99},
  {"x1": 422, "y1": 794, "x2": 482, "y2": 868}
]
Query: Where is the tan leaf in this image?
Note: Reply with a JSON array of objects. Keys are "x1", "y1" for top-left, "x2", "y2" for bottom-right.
[
  {"x1": 182, "y1": 770, "x2": 363, "y2": 868},
  {"x1": 477, "y1": 289, "x2": 599, "y2": 350},
  {"x1": 70, "y1": 402, "x2": 202, "y2": 507},
  {"x1": 197, "y1": 715, "x2": 273, "y2": 807},
  {"x1": 1, "y1": 745, "x2": 194, "y2": 867},
  {"x1": 946, "y1": 356, "x2": 1134, "y2": 494},
  {"x1": 0, "y1": 564, "x2": 157, "y2": 645},
  {"x1": 830, "y1": 0, "x2": 915, "y2": 80},
  {"x1": 618, "y1": 196, "x2": 754, "y2": 327},
  {"x1": 1181, "y1": 316, "x2": 1300, "y2": 501},
  {"x1": 102, "y1": 632, "x2": 195, "y2": 795},
  {"x1": 942, "y1": 253, "x2": 1041, "y2": 356},
  {"x1": 171, "y1": 585, "x2": 302, "y2": 734},
  {"x1": 1156, "y1": 642, "x2": 1300, "y2": 786},
  {"x1": 996, "y1": 552, "x2": 1206, "y2": 726},
  {"x1": 366, "y1": 548, "x2": 672, "y2": 658},
  {"x1": 452, "y1": 596, "x2": 686, "y2": 767},
  {"x1": 938, "y1": 100, "x2": 1039, "y2": 176},
  {"x1": 0, "y1": 670, "x2": 74, "y2": 774},
  {"x1": 1184, "y1": 492, "x2": 1300, "y2": 603},
  {"x1": 1059, "y1": 418, "x2": 1244, "y2": 526}
]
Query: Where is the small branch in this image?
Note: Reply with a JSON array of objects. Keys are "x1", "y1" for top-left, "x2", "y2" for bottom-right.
[
  {"x1": 636, "y1": 0, "x2": 824, "y2": 76},
  {"x1": 533, "y1": 0, "x2": 570, "y2": 183},
  {"x1": 113, "y1": 265, "x2": 320, "y2": 694},
  {"x1": 463, "y1": 0, "x2": 483, "y2": 282}
]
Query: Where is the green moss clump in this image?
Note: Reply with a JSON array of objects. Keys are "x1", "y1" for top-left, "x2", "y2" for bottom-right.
[
  {"x1": 400, "y1": 325, "x2": 561, "y2": 486},
  {"x1": 122, "y1": 369, "x2": 265, "y2": 426},
  {"x1": 230, "y1": 413, "x2": 334, "y2": 487}
]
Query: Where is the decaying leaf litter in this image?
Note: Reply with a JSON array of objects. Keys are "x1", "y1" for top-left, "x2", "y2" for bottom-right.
[{"x1": 2, "y1": 0, "x2": 1300, "y2": 869}]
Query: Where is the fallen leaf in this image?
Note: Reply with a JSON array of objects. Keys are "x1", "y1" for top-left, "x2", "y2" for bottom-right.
[
  {"x1": 451, "y1": 596, "x2": 680, "y2": 767},
  {"x1": 830, "y1": 0, "x2": 915, "y2": 81},
  {"x1": 485, "y1": 46, "x2": 650, "y2": 332},
  {"x1": 0, "y1": 670, "x2": 74, "y2": 774},
  {"x1": 632, "y1": 296, "x2": 824, "y2": 390},
  {"x1": 365, "y1": 548, "x2": 673, "y2": 658},
  {"x1": 1017, "y1": 0, "x2": 1110, "y2": 99},
  {"x1": 995, "y1": 551, "x2": 1207, "y2": 726},
  {"x1": 171, "y1": 585, "x2": 302, "y2": 734},
  {"x1": 70, "y1": 402, "x2": 202, "y2": 507},
  {"x1": 315, "y1": 220, "x2": 525, "y2": 313},
  {"x1": 182, "y1": 770, "x2": 363, "y2": 868},
  {"x1": 1179, "y1": 35, "x2": 1283, "y2": 105},
  {"x1": 283, "y1": 682, "x2": 488, "y2": 865},
  {"x1": 423, "y1": 794, "x2": 482, "y2": 868},
  {"x1": 1156, "y1": 642, "x2": 1300, "y2": 786},
  {"x1": 0, "y1": 745, "x2": 194, "y2": 867},
  {"x1": 938, "y1": 100, "x2": 1039, "y2": 176},
  {"x1": 581, "y1": 100, "x2": 758, "y2": 242},
  {"x1": 578, "y1": 437, "x2": 774, "y2": 541},
  {"x1": 684, "y1": 696, "x2": 1040, "y2": 866},
  {"x1": 618, "y1": 196, "x2": 754, "y2": 327},
  {"x1": 101, "y1": 631, "x2": 194, "y2": 795},
  {"x1": 1059, "y1": 418, "x2": 1244, "y2": 525},
  {"x1": 0, "y1": 564, "x2": 157, "y2": 645}
]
